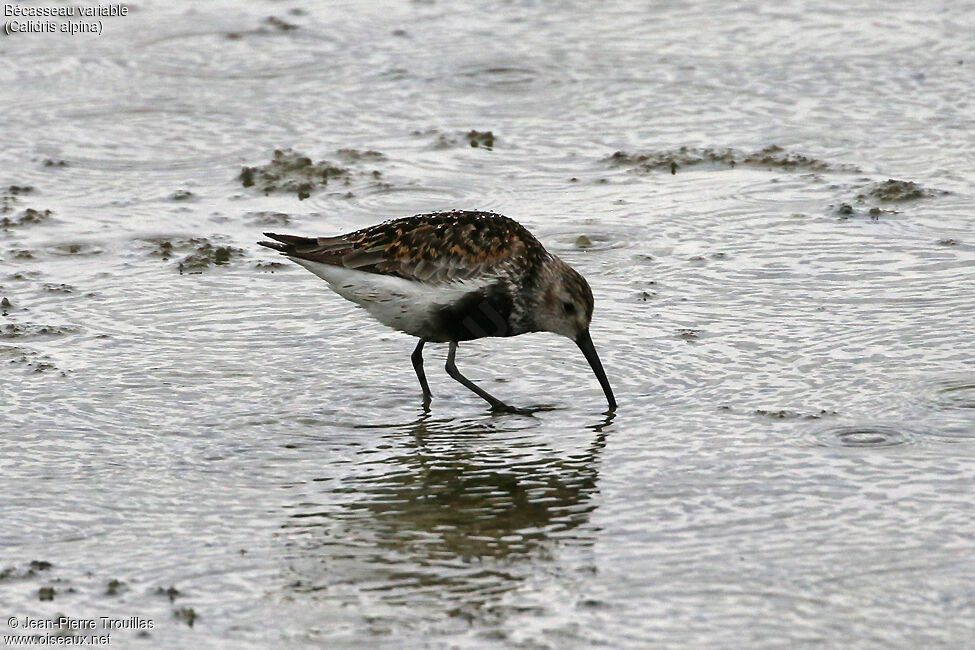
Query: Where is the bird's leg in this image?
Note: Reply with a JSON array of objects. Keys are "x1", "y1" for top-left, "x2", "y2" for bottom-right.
[
  {"x1": 445, "y1": 341, "x2": 518, "y2": 413},
  {"x1": 411, "y1": 339, "x2": 432, "y2": 408}
]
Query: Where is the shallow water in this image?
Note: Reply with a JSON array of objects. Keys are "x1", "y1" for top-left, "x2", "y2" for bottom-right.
[{"x1": 2, "y1": 1, "x2": 975, "y2": 647}]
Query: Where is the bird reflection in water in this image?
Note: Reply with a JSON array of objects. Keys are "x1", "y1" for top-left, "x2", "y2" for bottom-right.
[{"x1": 281, "y1": 411, "x2": 613, "y2": 624}]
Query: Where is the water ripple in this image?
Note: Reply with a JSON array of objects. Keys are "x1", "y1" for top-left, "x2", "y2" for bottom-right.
[
  {"x1": 4, "y1": 0, "x2": 975, "y2": 647},
  {"x1": 926, "y1": 375, "x2": 975, "y2": 411},
  {"x1": 813, "y1": 424, "x2": 918, "y2": 448}
]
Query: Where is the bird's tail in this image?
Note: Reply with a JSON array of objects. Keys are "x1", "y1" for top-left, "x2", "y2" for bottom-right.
[{"x1": 257, "y1": 232, "x2": 317, "y2": 255}]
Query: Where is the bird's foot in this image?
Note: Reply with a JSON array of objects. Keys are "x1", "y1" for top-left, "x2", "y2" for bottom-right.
[{"x1": 490, "y1": 403, "x2": 545, "y2": 416}]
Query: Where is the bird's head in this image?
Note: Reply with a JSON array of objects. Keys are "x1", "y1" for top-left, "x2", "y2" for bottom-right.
[
  {"x1": 533, "y1": 256, "x2": 616, "y2": 411},
  {"x1": 533, "y1": 257, "x2": 595, "y2": 340}
]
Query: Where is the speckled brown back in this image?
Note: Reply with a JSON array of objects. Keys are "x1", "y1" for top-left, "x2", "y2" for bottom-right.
[{"x1": 262, "y1": 211, "x2": 550, "y2": 285}]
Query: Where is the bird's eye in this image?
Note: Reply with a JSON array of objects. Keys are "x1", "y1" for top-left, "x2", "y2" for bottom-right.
[{"x1": 562, "y1": 301, "x2": 575, "y2": 314}]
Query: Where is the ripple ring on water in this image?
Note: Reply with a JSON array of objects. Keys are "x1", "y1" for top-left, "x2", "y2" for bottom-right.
[{"x1": 813, "y1": 424, "x2": 916, "y2": 448}]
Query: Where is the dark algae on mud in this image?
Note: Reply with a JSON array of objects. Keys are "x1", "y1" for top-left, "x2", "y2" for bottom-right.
[
  {"x1": 239, "y1": 148, "x2": 350, "y2": 199},
  {"x1": 604, "y1": 145, "x2": 861, "y2": 173}
]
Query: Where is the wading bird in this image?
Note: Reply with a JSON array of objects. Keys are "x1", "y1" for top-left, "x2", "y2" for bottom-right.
[{"x1": 259, "y1": 210, "x2": 616, "y2": 413}]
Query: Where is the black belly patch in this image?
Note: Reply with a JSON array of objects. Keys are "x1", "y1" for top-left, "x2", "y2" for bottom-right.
[{"x1": 434, "y1": 283, "x2": 514, "y2": 341}]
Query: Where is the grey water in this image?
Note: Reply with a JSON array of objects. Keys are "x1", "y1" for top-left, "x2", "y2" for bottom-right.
[{"x1": 2, "y1": 1, "x2": 975, "y2": 647}]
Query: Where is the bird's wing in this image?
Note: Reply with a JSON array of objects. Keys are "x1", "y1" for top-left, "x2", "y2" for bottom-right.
[{"x1": 258, "y1": 211, "x2": 548, "y2": 285}]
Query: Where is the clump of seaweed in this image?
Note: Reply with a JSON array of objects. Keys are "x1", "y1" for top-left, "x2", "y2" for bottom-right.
[
  {"x1": 0, "y1": 560, "x2": 53, "y2": 582},
  {"x1": 857, "y1": 179, "x2": 948, "y2": 202},
  {"x1": 254, "y1": 261, "x2": 287, "y2": 271},
  {"x1": 335, "y1": 149, "x2": 386, "y2": 162},
  {"x1": 676, "y1": 328, "x2": 701, "y2": 341},
  {"x1": 105, "y1": 579, "x2": 126, "y2": 596},
  {"x1": 173, "y1": 607, "x2": 197, "y2": 627},
  {"x1": 155, "y1": 586, "x2": 181, "y2": 602},
  {"x1": 604, "y1": 145, "x2": 860, "y2": 174},
  {"x1": 144, "y1": 237, "x2": 244, "y2": 273},
  {"x1": 421, "y1": 129, "x2": 497, "y2": 150},
  {"x1": 179, "y1": 243, "x2": 242, "y2": 273},
  {"x1": 466, "y1": 130, "x2": 495, "y2": 149},
  {"x1": 1, "y1": 185, "x2": 41, "y2": 216},
  {"x1": 148, "y1": 240, "x2": 175, "y2": 259},
  {"x1": 754, "y1": 408, "x2": 839, "y2": 419},
  {"x1": 239, "y1": 148, "x2": 390, "y2": 199},
  {"x1": 1, "y1": 208, "x2": 52, "y2": 229},
  {"x1": 831, "y1": 202, "x2": 899, "y2": 221},
  {"x1": 239, "y1": 149, "x2": 351, "y2": 199},
  {"x1": 1, "y1": 323, "x2": 81, "y2": 339}
]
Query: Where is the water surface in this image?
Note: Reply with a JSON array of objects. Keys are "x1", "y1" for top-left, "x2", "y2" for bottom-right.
[{"x1": 2, "y1": 1, "x2": 974, "y2": 647}]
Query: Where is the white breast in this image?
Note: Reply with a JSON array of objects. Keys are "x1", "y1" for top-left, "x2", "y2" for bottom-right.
[{"x1": 291, "y1": 258, "x2": 492, "y2": 337}]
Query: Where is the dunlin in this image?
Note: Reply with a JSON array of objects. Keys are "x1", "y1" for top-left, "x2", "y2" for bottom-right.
[{"x1": 259, "y1": 210, "x2": 616, "y2": 413}]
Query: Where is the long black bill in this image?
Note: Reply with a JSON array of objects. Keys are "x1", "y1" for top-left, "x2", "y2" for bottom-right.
[{"x1": 575, "y1": 329, "x2": 617, "y2": 411}]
